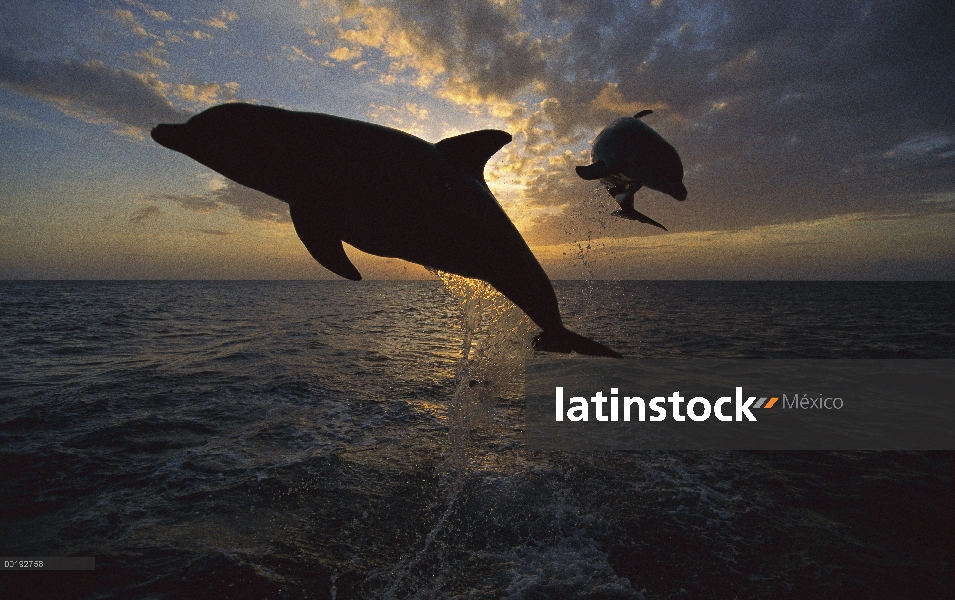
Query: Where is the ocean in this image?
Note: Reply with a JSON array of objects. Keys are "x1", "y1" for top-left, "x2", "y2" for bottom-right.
[{"x1": 1, "y1": 279, "x2": 952, "y2": 599}]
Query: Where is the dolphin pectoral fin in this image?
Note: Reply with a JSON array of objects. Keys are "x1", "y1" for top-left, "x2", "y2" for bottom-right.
[
  {"x1": 613, "y1": 186, "x2": 639, "y2": 210},
  {"x1": 289, "y1": 204, "x2": 362, "y2": 281},
  {"x1": 634, "y1": 109, "x2": 654, "y2": 119},
  {"x1": 435, "y1": 129, "x2": 512, "y2": 183},
  {"x1": 606, "y1": 183, "x2": 628, "y2": 197},
  {"x1": 575, "y1": 160, "x2": 615, "y2": 180},
  {"x1": 533, "y1": 327, "x2": 622, "y2": 358}
]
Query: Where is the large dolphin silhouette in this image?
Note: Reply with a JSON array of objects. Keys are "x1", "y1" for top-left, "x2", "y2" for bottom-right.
[
  {"x1": 152, "y1": 103, "x2": 621, "y2": 358},
  {"x1": 576, "y1": 110, "x2": 687, "y2": 231}
]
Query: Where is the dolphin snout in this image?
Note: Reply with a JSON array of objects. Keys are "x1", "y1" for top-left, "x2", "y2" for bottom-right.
[
  {"x1": 662, "y1": 181, "x2": 688, "y2": 202},
  {"x1": 150, "y1": 123, "x2": 184, "y2": 149}
]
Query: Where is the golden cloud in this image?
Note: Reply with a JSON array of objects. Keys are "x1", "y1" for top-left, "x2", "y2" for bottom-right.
[
  {"x1": 113, "y1": 8, "x2": 152, "y2": 39},
  {"x1": 204, "y1": 10, "x2": 239, "y2": 30},
  {"x1": 328, "y1": 46, "x2": 362, "y2": 61},
  {"x1": 174, "y1": 81, "x2": 239, "y2": 105},
  {"x1": 286, "y1": 46, "x2": 315, "y2": 63}
]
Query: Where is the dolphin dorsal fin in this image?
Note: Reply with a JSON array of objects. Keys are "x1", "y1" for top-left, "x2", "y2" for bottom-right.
[
  {"x1": 634, "y1": 110, "x2": 653, "y2": 119},
  {"x1": 436, "y1": 129, "x2": 512, "y2": 183}
]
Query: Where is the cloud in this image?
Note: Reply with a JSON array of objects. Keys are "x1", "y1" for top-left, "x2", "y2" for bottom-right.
[
  {"x1": 886, "y1": 133, "x2": 955, "y2": 158},
  {"x1": 134, "y1": 43, "x2": 170, "y2": 69},
  {"x1": 328, "y1": 45, "x2": 362, "y2": 61},
  {"x1": 123, "y1": 0, "x2": 173, "y2": 22},
  {"x1": 530, "y1": 210, "x2": 955, "y2": 280},
  {"x1": 0, "y1": 48, "x2": 242, "y2": 136},
  {"x1": 286, "y1": 46, "x2": 315, "y2": 63},
  {"x1": 204, "y1": 10, "x2": 240, "y2": 30},
  {"x1": 112, "y1": 8, "x2": 152, "y2": 38},
  {"x1": 163, "y1": 181, "x2": 291, "y2": 223},
  {"x1": 367, "y1": 102, "x2": 431, "y2": 136},
  {"x1": 167, "y1": 194, "x2": 220, "y2": 213},
  {"x1": 327, "y1": 0, "x2": 544, "y2": 101},
  {"x1": 318, "y1": 1, "x2": 955, "y2": 243},
  {"x1": 130, "y1": 205, "x2": 162, "y2": 224},
  {"x1": 173, "y1": 81, "x2": 240, "y2": 105},
  {"x1": 0, "y1": 52, "x2": 186, "y2": 135}
]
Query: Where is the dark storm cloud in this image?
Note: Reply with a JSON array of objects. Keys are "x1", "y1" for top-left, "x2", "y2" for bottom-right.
[
  {"x1": 0, "y1": 52, "x2": 186, "y2": 132},
  {"x1": 390, "y1": 0, "x2": 546, "y2": 99},
  {"x1": 163, "y1": 181, "x2": 290, "y2": 223},
  {"x1": 530, "y1": 1, "x2": 954, "y2": 134},
  {"x1": 542, "y1": 1, "x2": 954, "y2": 237},
  {"x1": 358, "y1": 1, "x2": 954, "y2": 236},
  {"x1": 638, "y1": 2, "x2": 955, "y2": 159},
  {"x1": 331, "y1": 0, "x2": 954, "y2": 145}
]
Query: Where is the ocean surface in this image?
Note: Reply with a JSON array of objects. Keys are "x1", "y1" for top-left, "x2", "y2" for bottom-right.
[{"x1": 1, "y1": 279, "x2": 952, "y2": 599}]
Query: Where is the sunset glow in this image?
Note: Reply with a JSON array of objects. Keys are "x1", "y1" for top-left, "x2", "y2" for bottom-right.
[{"x1": 2, "y1": 1, "x2": 952, "y2": 279}]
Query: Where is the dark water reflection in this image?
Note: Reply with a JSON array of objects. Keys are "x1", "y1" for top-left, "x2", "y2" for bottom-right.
[{"x1": 0, "y1": 280, "x2": 951, "y2": 599}]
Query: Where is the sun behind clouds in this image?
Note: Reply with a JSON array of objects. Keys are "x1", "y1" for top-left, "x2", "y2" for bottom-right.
[{"x1": 0, "y1": 1, "x2": 952, "y2": 279}]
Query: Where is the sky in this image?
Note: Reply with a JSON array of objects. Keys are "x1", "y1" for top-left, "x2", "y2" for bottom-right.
[{"x1": 0, "y1": 0, "x2": 953, "y2": 280}]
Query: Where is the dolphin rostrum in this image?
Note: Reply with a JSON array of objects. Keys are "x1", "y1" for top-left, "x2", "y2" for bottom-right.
[
  {"x1": 576, "y1": 110, "x2": 687, "y2": 231},
  {"x1": 152, "y1": 103, "x2": 621, "y2": 358}
]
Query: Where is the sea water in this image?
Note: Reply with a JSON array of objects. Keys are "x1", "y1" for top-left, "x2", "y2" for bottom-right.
[{"x1": 1, "y1": 279, "x2": 952, "y2": 599}]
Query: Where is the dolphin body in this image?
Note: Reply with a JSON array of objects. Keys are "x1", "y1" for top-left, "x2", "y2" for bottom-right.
[
  {"x1": 576, "y1": 110, "x2": 687, "y2": 231},
  {"x1": 152, "y1": 103, "x2": 621, "y2": 358}
]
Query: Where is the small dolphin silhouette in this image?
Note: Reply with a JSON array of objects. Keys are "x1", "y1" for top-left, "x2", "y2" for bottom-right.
[
  {"x1": 152, "y1": 103, "x2": 621, "y2": 358},
  {"x1": 576, "y1": 110, "x2": 686, "y2": 231}
]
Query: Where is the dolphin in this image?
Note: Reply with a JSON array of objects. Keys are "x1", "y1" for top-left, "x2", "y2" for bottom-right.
[
  {"x1": 151, "y1": 103, "x2": 621, "y2": 358},
  {"x1": 576, "y1": 110, "x2": 687, "y2": 231}
]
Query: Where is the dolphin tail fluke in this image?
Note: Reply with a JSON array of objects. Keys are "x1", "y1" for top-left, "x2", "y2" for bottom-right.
[
  {"x1": 612, "y1": 208, "x2": 668, "y2": 231},
  {"x1": 533, "y1": 327, "x2": 622, "y2": 358}
]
